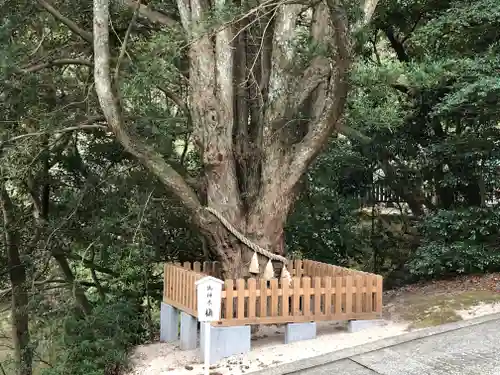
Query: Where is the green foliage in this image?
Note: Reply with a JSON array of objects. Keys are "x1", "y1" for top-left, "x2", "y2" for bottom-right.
[
  {"x1": 286, "y1": 139, "x2": 371, "y2": 267},
  {"x1": 41, "y1": 300, "x2": 147, "y2": 375},
  {"x1": 408, "y1": 208, "x2": 500, "y2": 277}
]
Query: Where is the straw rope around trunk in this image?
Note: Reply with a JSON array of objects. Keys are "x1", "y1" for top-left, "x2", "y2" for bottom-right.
[{"x1": 204, "y1": 207, "x2": 291, "y2": 281}]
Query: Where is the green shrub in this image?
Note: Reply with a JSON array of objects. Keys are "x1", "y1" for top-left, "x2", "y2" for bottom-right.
[
  {"x1": 407, "y1": 207, "x2": 500, "y2": 277},
  {"x1": 41, "y1": 299, "x2": 147, "y2": 375}
]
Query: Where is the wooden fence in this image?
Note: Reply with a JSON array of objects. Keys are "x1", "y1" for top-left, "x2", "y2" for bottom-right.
[{"x1": 163, "y1": 260, "x2": 383, "y2": 327}]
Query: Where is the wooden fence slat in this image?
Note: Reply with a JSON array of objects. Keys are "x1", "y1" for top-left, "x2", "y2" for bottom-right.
[
  {"x1": 225, "y1": 280, "x2": 234, "y2": 319},
  {"x1": 191, "y1": 273, "x2": 197, "y2": 311},
  {"x1": 164, "y1": 265, "x2": 169, "y2": 300},
  {"x1": 302, "y1": 260, "x2": 307, "y2": 276},
  {"x1": 183, "y1": 269, "x2": 188, "y2": 307},
  {"x1": 355, "y1": 275, "x2": 363, "y2": 313},
  {"x1": 186, "y1": 272, "x2": 192, "y2": 310},
  {"x1": 335, "y1": 277, "x2": 342, "y2": 314},
  {"x1": 324, "y1": 276, "x2": 332, "y2": 315},
  {"x1": 163, "y1": 264, "x2": 172, "y2": 298},
  {"x1": 260, "y1": 279, "x2": 268, "y2": 318},
  {"x1": 202, "y1": 261, "x2": 210, "y2": 275},
  {"x1": 294, "y1": 260, "x2": 302, "y2": 277},
  {"x1": 321, "y1": 264, "x2": 328, "y2": 277},
  {"x1": 183, "y1": 261, "x2": 191, "y2": 270},
  {"x1": 193, "y1": 261, "x2": 201, "y2": 273},
  {"x1": 375, "y1": 275, "x2": 383, "y2": 314},
  {"x1": 172, "y1": 267, "x2": 180, "y2": 302},
  {"x1": 179, "y1": 269, "x2": 184, "y2": 306},
  {"x1": 313, "y1": 277, "x2": 321, "y2": 315},
  {"x1": 248, "y1": 278, "x2": 257, "y2": 318},
  {"x1": 366, "y1": 274, "x2": 373, "y2": 313},
  {"x1": 182, "y1": 270, "x2": 188, "y2": 308},
  {"x1": 292, "y1": 277, "x2": 301, "y2": 315},
  {"x1": 178, "y1": 268, "x2": 183, "y2": 304},
  {"x1": 303, "y1": 277, "x2": 311, "y2": 316},
  {"x1": 270, "y1": 279, "x2": 279, "y2": 317},
  {"x1": 172, "y1": 267, "x2": 177, "y2": 303},
  {"x1": 185, "y1": 270, "x2": 190, "y2": 308},
  {"x1": 213, "y1": 262, "x2": 222, "y2": 278},
  {"x1": 281, "y1": 278, "x2": 289, "y2": 317},
  {"x1": 345, "y1": 275, "x2": 353, "y2": 315},
  {"x1": 237, "y1": 279, "x2": 245, "y2": 319},
  {"x1": 194, "y1": 274, "x2": 200, "y2": 313}
]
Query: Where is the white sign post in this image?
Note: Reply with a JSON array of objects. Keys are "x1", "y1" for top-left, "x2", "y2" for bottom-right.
[{"x1": 196, "y1": 276, "x2": 223, "y2": 375}]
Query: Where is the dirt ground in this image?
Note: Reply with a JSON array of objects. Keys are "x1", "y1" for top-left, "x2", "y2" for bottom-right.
[
  {"x1": 126, "y1": 273, "x2": 500, "y2": 375},
  {"x1": 383, "y1": 272, "x2": 500, "y2": 328}
]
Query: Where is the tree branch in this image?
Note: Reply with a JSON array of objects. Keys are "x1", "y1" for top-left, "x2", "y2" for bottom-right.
[
  {"x1": 337, "y1": 122, "x2": 372, "y2": 144},
  {"x1": 3, "y1": 124, "x2": 107, "y2": 145},
  {"x1": 362, "y1": 0, "x2": 379, "y2": 25},
  {"x1": 37, "y1": 0, "x2": 93, "y2": 43},
  {"x1": 121, "y1": 0, "x2": 179, "y2": 27},
  {"x1": 17, "y1": 58, "x2": 93, "y2": 73},
  {"x1": 337, "y1": 123, "x2": 429, "y2": 217},
  {"x1": 287, "y1": 0, "x2": 351, "y2": 183},
  {"x1": 63, "y1": 251, "x2": 119, "y2": 277},
  {"x1": 156, "y1": 85, "x2": 192, "y2": 128},
  {"x1": 114, "y1": 2, "x2": 139, "y2": 83},
  {"x1": 93, "y1": 0, "x2": 206, "y2": 228},
  {"x1": 384, "y1": 26, "x2": 409, "y2": 62},
  {"x1": 401, "y1": 12, "x2": 423, "y2": 43}
]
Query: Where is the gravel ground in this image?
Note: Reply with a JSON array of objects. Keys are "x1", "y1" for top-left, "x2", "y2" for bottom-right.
[
  {"x1": 125, "y1": 320, "x2": 409, "y2": 375},
  {"x1": 125, "y1": 273, "x2": 500, "y2": 375}
]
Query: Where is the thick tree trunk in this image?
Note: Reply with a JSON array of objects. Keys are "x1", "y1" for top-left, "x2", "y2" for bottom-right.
[
  {"x1": 93, "y1": 0, "x2": 380, "y2": 279},
  {"x1": 204, "y1": 199, "x2": 290, "y2": 279},
  {"x1": 1, "y1": 186, "x2": 33, "y2": 375}
]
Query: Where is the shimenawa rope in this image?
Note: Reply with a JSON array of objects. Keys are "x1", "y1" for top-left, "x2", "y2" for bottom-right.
[{"x1": 204, "y1": 207, "x2": 291, "y2": 281}]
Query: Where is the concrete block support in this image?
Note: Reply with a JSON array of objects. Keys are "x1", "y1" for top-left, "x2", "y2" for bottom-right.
[
  {"x1": 348, "y1": 319, "x2": 385, "y2": 333},
  {"x1": 160, "y1": 303, "x2": 179, "y2": 342},
  {"x1": 200, "y1": 324, "x2": 251, "y2": 364},
  {"x1": 180, "y1": 312, "x2": 198, "y2": 350},
  {"x1": 285, "y1": 322, "x2": 317, "y2": 344}
]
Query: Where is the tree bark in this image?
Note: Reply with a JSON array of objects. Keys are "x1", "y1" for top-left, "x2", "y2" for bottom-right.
[{"x1": 1, "y1": 186, "x2": 33, "y2": 375}]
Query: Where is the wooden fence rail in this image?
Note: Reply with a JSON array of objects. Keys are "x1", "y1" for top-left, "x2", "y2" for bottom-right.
[{"x1": 164, "y1": 261, "x2": 383, "y2": 326}]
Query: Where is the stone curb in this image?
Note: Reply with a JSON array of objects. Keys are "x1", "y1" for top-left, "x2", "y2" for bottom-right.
[{"x1": 248, "y1": 313, "x2": 500, "y2": 375}]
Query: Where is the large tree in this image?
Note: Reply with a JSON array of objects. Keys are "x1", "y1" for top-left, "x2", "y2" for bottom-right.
[{"x1": 93, "y1": 0, "x2": 379, "y2": 277}]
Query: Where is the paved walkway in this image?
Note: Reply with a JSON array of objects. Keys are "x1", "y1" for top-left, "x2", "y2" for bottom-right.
[{"x1": 299, "y1": 319, "x2": 500, "y2": 375}]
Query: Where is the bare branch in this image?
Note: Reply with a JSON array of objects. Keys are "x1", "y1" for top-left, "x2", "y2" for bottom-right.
[
  {"x1": 156, "y1": 85, "x2": 192, "y2": 127},
  {"x1": 121, "y1": 0, "x2": 179, "y2": 27},
  {"x1": 337, "y1": 122, "x2": 372, "y2": 144},
  {"x1": 3, "y1": 124, "x2": 107, "y2": 145},
  {"x1": 114, "y1": 2, "x2": 140, "y2": 83},
  {"x1": 37, "y1": 0, "x2": 93, "y2": 43},
  {"x1": 362, "y1": 0, "x2": 379, "y2": 25},
  {"x1": 17, "y1": 58, "x2": 93, "y2": 73}
]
